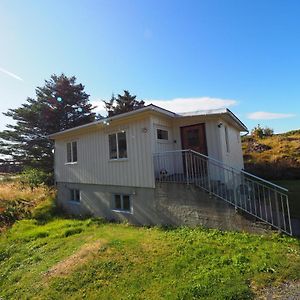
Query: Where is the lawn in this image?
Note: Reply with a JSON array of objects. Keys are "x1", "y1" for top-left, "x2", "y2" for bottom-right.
[{"x1": 0, "y1": 218, "x2": 300, "y2": 299}]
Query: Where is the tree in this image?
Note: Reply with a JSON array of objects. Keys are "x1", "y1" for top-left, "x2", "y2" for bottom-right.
[
  {"x1": 103, "y1": 90, "x2": 145, "y2": 117},
  {"x1": 251, "y1": 124, "x2": 274, "y2": 139},
  {"x1": 0, "y1": 74, "x2": 96, "y2": 173}
]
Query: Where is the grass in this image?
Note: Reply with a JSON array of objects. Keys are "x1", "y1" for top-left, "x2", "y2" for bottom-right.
[
  {"x1": 242, "y1": 129, "x2": 300, "y2": 180},
  {"x1": 272, "y1": 180, "x2": 300, "y2": 219},
  {"x1": 0, "y1": 181, "x2": 56, "y2": 229},
  {"x1": 0, "y1": 218, "x2": 299, "y2": 299}
]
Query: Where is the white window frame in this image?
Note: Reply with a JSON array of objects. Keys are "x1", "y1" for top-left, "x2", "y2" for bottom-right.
[
  {"x1": 112, "y1": 194, "x2": 132, "y2": 214},
  {"x1": 66, "y1": 141, "x2": 78, "y2": 164},
  {"x1": 108, "y1": 131, "x2": 128, "y2": 160},
  {"x1": 156, "y1": 128, "x2": 169, "y2": 141},
  {"x1": 69, "y1": 189, "x2": 80, "y2": 203}
]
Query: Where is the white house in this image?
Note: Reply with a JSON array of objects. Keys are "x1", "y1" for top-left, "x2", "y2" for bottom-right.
[{"x1": 49, "y1": 104, "x2": 292, "y2": 235}]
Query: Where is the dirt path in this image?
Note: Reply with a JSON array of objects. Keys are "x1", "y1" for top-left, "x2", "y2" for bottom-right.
[
  {"x1": 254, "y1": 281, "x2": 300, "y2": 299},
  {"x1": 44, "y1": 240, "x2": 106, "y2": 278}
]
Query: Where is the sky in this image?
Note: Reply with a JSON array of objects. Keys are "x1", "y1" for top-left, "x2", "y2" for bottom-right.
[{"x1": 0, "y1": 0, "x2": 299, "y2": 133}]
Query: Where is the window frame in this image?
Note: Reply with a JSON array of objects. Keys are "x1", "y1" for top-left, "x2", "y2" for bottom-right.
[
  {"x1": 225, "y1": 126, "x2": 230, "y2": 153},
  {"x1": 69, "y1": 189, "x2": 81, "y2": 204},
  {"x1": 108, "y1": 131, "x2": 128, "y2": 160},
  {"x1": 112, "y1": 194, "x2": 132, "y2": 214},
  {"x1": 66, "y1": 141, "x2": 78, "y2": 164},
  {"x1": 156, "y1": 128, "x2": 169, "y2": 141}
]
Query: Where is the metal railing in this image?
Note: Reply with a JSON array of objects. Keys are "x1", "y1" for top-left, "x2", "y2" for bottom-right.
[{"x1": 153, "y1": 149, "x2": 292, "y2": 236}]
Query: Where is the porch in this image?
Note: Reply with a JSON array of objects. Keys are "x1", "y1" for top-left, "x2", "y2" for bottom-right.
[{"x1": 153, "y1": 150, "x2": 293, "y2": 236}]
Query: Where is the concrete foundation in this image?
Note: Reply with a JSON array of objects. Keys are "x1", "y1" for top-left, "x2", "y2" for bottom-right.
[{"x1": 57, "y1": 182, "x2": 267, "y2": 234}]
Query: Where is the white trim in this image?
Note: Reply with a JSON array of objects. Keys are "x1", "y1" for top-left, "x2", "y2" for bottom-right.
[
  {"x1": 69, "y1": 188, "x2": 81, "y2": 203},
  {"x1": 112, "y1": 209, "x2": 132, "y2": 214},
  {"x1": 108, "y1": 158, "x2": 129, "y2": 162},
  {"x1": 68, "y1": 200, "x2": 81, "y2": 205},
  {"x1": 112, "y1": 194, "x2": 133, "y2": 214},
  {"x1": 66, "y1": 140, "x2": 78, "y2": 163},
  {"x1": 108, "y1": 131, "x2": 128, "y2": 160}
]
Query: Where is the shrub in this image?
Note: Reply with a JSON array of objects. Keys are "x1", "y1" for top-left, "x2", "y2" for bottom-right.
[
  {"x1": 251, "y1": 125, "x2": 274, "y2": 139},
  {"x1": 263, "y1": 127, "x2": 274, "y2": 137},
  {"x1": 31, "y1": 196, "x2": 56, "y2": 222},
  {"x1": 20, "y1": 168, "x2": 52, "y2": 190},
  {"x1": 0, "y1": 199, "x2": 32, "y2": 227},
  {"x1": 251, "y1": 125, "x2": 264, "y2": 139}
]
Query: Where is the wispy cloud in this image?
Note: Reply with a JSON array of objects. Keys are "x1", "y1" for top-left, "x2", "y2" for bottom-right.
[
  {"x1": 247, "y1": 111, "x2": 296, "y2": 120},
  {"x1": 147, "y1": 97, "x2": 237, "y2": 113},
  {"x1": 0, "y1": 67, "x2": 23, "y2": 81},
  {"x1": 91, "y1": 96, "x2": 237, "y2": 115}
]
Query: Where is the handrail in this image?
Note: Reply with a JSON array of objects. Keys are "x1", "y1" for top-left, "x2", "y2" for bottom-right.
[
  {"x1": 153, "y1": 149, "x2": 292, "y2": 235},
  {"x1": 154, "y1": 149, "x2": 289, "y2": 192}
]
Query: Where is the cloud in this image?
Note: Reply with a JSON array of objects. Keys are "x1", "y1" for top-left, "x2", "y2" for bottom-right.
[
  {"x1": 91, "y1": 96, "x2": 237, "y2": 115},
  {"x1": 91, "y1": 100, "x2": 107, "y2": 115},
  {"x1": 147, "y1": 97, "x2": 237, "y2": 113},
  {"x1": 247, "y1": 111, "x2": 296, "y2": 120},
  {"x1": 0, "y1": 67, "x2": 23, "y2": 81}
]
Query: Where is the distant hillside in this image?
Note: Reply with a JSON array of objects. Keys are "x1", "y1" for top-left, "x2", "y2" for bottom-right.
[{"x1": 242, "y1": 129, "x2": 300, "y2": 180}]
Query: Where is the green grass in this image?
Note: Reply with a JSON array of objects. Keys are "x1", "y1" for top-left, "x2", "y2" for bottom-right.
[{"x1": 1, "y1": 219, "x2": 299, "y2": 299}]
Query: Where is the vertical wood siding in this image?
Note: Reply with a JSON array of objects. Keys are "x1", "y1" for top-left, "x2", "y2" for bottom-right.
[
  {"x1": 55, "y1": 117, "x2": 155, "y2": 188},
  {"x1": 54, "y1": 112, "x2": 244, "y2": 189},
  {"x1": 219, "y1": 121, "x2": 244, "y2": 170}
]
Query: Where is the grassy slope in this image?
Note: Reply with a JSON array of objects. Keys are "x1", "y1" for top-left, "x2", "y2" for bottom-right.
[
  {"x1": 242, "y1": 129, "x2": 300, "y2": 167},
  {"x1": 0, "y1": 219, "x2": 300, "y2": 300},
  {"x1": 242, "y1": 130, "x2": 300, "y2": 219}
]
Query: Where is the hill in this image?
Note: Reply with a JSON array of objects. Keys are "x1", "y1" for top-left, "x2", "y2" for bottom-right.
[
  {"x1": 242, "y1": 129, "x2": 300, "y2": 180},
  {"x1": 0, "y1": 173, "x2": 300, "y2": 299},
  {"x1": 0, "y1": 218, "x2": 299, "y2": 299}
]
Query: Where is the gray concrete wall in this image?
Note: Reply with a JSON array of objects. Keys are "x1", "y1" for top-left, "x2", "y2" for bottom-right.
[{"x1": 57, "y1": 182, "x2": 266, "y2": 234}]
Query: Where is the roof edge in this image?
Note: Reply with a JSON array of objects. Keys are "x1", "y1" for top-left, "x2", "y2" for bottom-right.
[{"x1": 48, "y1": 104, "x2": 175, "y2": 139}]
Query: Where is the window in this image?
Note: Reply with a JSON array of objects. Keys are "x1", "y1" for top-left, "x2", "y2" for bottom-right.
[
  {"x1": 109, "y1": 131, "x2": 127, "y2": 159},
  {"x1": 157, "y1": 129, "x2": 168, "y2": 140},
  {"x1": 186, "y1": 129, "x2": 200, "y2": 147},
  {"x1": 225, "y1": 126, "x2": 230, "y2": 153},
  {"x1": 70, "y1": 189, "x2": 80, "y2": 202},
  {"x1": 113, "y1": 194, "x2": 132, "y2": 213},
  {"x1": 237, "y1": 132, "x2": 241, "y2": 143},
  {"x1": 67, "y1": 141, "x2": 78, "y2": 163}
]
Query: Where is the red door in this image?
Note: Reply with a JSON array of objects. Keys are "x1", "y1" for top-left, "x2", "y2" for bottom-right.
[{"x1": 180, "y1": 123, "x2": 207, "y2": 155}]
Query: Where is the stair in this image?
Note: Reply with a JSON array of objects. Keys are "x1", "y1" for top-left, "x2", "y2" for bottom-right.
[{"x1": 153, "y1": 150, "x2": 293, "y2": 236}]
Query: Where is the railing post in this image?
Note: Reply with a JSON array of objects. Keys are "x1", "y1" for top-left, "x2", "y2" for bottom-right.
[
  {"x1": 275, "y1": 190, "x2": 281, "y2": 230},
  {"x1": 185, "y1": 151, "x2": 189, "y2": 185},
  {"x1": 232, "y1": 169, "x2": 237, "y2": 208},
  {"x1": 286, "y1": 197, "x2": 293, "y2": 236},
  {"x1": 207, "y1": 157, "x2": 211, "y2": 194}
]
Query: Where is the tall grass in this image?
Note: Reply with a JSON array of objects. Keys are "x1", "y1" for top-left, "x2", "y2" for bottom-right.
[{"x1": 0, "y1": 181, "x2": 56, "y2": 229}]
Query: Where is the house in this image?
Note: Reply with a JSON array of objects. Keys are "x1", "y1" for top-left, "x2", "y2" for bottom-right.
[{"x1": 49, "y1": 104, "x2": 293, "y2": 235}]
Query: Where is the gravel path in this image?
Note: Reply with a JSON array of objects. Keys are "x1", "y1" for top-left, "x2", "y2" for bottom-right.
[{"x1": 255, "y1": 281, "x2": 300, "y2": 299}]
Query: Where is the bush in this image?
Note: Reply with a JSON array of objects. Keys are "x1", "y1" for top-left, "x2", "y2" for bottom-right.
[
  {"x1": 263, "y1": 127, "x2": 274, "y2": 137},
  {"x1": 0, "y1": 199, "x2": 32, "y2": 227},
  {"x1": 251, "y1": 125, "x2": 274, "y2": 139},
  {"x1": 20, "y1": 168, "x2": 52, "y2": 190},
  {"x1": 31, "y1": 196, "x2": 56, "y2": 222},
  {"x1": 251, "y1": 125, "x2": 264, "y2": 139}
]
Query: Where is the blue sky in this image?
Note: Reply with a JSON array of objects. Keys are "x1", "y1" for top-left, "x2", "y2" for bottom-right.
[{"x1": 0, "y1": 0, "x2": 299, "y2": 133}]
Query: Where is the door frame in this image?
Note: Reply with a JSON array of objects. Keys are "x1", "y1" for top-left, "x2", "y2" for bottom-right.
[{"x1": 180, "y1": 123, "x2": 208, "y2": 155}]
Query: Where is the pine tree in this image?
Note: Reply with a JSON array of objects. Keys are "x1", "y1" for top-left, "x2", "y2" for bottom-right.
[
  {"x1": 103, "y1": 90, "x2": 145, "y2": 117},
  {"x1": 0, "y1": 74, "x2": 96, "y2": 173}
]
